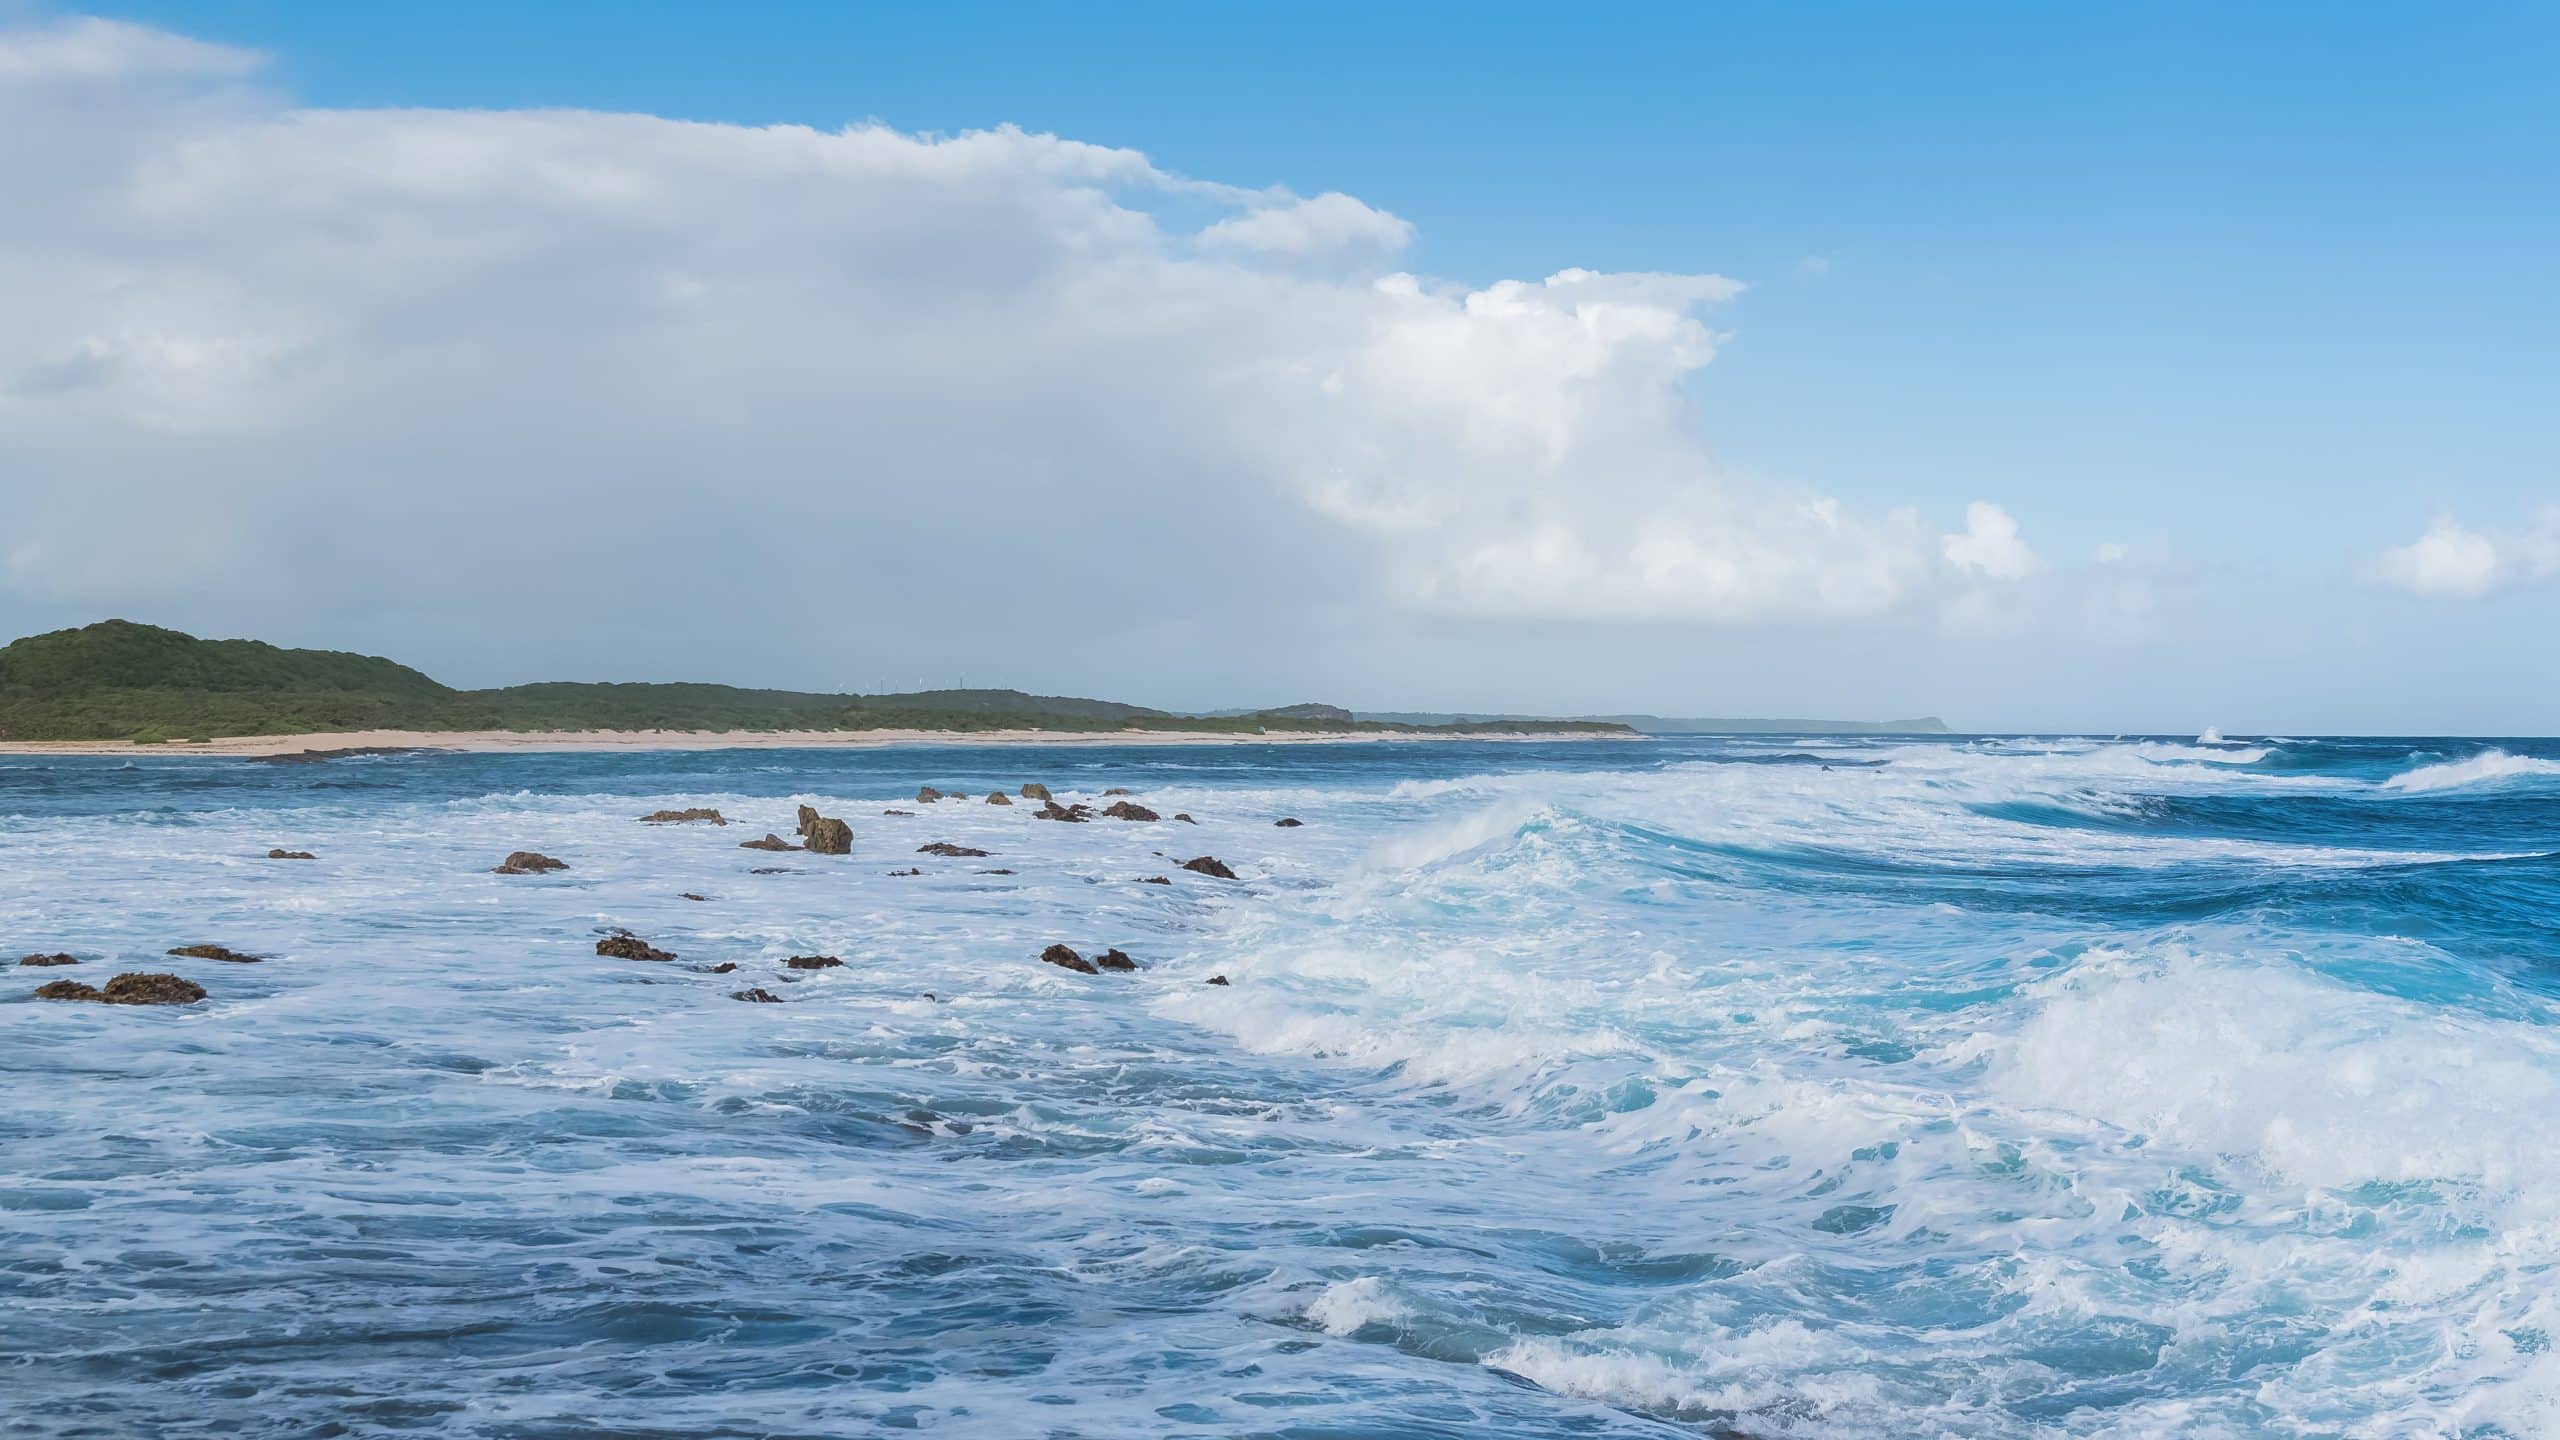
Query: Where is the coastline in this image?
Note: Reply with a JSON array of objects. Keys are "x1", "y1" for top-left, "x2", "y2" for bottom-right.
[{"x1": 0, "y1": 725, "x2": 1647, "y2": 759}]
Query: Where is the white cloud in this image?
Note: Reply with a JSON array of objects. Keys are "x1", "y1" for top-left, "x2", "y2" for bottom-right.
[
  {"x1": 2374, "y1": 512, "x2": 2558, "y2": 599},
  {"x1": 0, "y1": 13, "x2": 2039, "y2": 684},
  {"x1": 1940, "y1": 501, "x2": 2042, "y2": 581}
]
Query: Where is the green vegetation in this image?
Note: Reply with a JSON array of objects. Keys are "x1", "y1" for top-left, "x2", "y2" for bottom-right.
[{"x1": 0, "y1": 621, "x2": 1635, "y2": 742}]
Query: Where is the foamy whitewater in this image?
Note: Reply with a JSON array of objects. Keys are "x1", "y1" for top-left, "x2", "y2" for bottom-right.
[{"x1": 6, "y1": 735, "x2": 2559, "y2": 1437}]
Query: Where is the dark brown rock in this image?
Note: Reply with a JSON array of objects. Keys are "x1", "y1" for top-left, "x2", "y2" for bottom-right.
[
  {"x1": 166, "y1": 944, "x2": 260, "y2": 963},
  {"x1": 1180, "y1": 856, "x2": 1239, "y2": 880},
  {"x1": 740, "y1": 833, "x2": 801, "y2": 851},
  {"x1": 34, "y1": 979, "x2": 99, "y2": 1001},
  {"x1": 678, "y1": 892, "x2": 708, "y2": 902},
  {"x1": 1094, "y1": 948, "x2": 1137, "y2": 971},
  {"x1": 731, "y1": 987, "x2": 782, "y2": 1003},
  {"x1": 804, "y1": 817, "x2": 853, "y2": 855},
  {"x1": 18, "y1": 953, "x2": 79, "y2": 967},
  {"x1": 1101, "y1": 801, "x2": 1159, "y2": 822},
  {"x1": 1040, "y1": 943, "x2": 1098, "y2": 975},
  {"x1": 597, "y1": 933, "x2": 675, "y2": 962},
  {"x1": 1103, "y1": 787, "x2": 1135, "y2": 796},
  {"x1": 1274, "y1": 818, "x2": 1304, "y2": 828},
  {"x1": 267, "y1": 848, "x2": 317, "y2": 860},
  {"x1": 1207, "y1": 975, "x2": 1230, "y2": 986},
  {"x1": 784, "y1": 955, "x2": 843, "y2": 970},
  {"x1": 917, "y1": 786, "x2": 946, "y2": 803},
  {"x1": 1138, "y1": 876, "x2": 1171, "y2": 885},
  {"x1": 984, "y1": 791, "x2": 1013, "y2": 806},
  {"x1": 977, "y1": 868, "x2": 1016, "y2": 875},
  {"x1": 918, "y1": 842, "x2": 991, "y2": 857},
  {"x1": 1173, "y1": 813, "x2": 1196, "y2": 824},
  {"x1": 1020, "y1": 783, "x2": 1052, "y2": 801},
  {"x1": 886, "y1": 867, "x2": 923, "y2": 876},
  {"x1": 796, "y1": 804, "x2": 821, "y2": 837},
  {"x1": 750, "y1": 866, "x2": 796, "y2": 874},
  {"x1": 102, "y1": 972, "x2": 208, "y2": 1005},
  {"x1": 881, "y1": 808, "x2": 915, "y2": 816},
  {"x1": 640, "y1": 808, "x2": 728, "y2": 826},
  {"x1": 494, "y1": 851, "x2": 568, "y2": 874},
  {"x1": 700, "y1": 961, "x2": 740, "y2": 973},
  {"x1": 1034, "y1": 802, "x2": 1095, "y2": 823}
]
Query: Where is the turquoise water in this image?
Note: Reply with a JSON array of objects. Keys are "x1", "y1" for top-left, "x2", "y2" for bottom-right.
[{"x1": 5, "y1": 735, "x2": 2558, "y2": 1437}]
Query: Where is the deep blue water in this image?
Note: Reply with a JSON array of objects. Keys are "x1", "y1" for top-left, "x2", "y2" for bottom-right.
[{"x1": 5, "y1": 734, "x2": 2559, "y2": 1437}]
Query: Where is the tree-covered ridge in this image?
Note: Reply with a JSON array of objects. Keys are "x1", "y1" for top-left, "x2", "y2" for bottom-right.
[{"x1": 0, "y1": 621, "x2": 1635, "y2": 742}]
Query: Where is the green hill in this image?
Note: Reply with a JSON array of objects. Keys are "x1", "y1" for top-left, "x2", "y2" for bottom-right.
[{"x1": 0, "y1": 621, "x2": 1635, "y2": 742}]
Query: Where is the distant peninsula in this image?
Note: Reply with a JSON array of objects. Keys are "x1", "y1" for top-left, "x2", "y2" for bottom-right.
[
  {"x1": 1355, "y1": 711, "x2": 1952, "y2": 735},
  {"x1": 0, "y1": 621, "x2": 1649, "y2": 746}
]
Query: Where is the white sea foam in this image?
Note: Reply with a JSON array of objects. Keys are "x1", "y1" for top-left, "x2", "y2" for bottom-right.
[{"x1": 2381, "y1": 748, "x2": 2560, "y2": 792}]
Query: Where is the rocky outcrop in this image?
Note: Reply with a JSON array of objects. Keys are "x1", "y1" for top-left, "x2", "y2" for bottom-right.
[
  {"x1": 266, "y1": 848, "x2": 317, "y2": 860},
  {"x1": 740, "y1": 833, "x2": 801, "y2": 851},
  {"x1": 1180, "y1": 856, "x2": 1239, "y2": 880},
  {"x1": 1034, "y1": 802, "x2": 1094, "y2": 823},
  {"x1": 18, "y1": 953, "x2": 79, "y2": 967},
  {"x1": 804, "y1": 817, "x2": 853, "y2": 855},
  {"x1": 597, "y1": 933, "x2": 675, "y2": 962},
  {"x1": 640, "y1": 808, "x2": 728, "y2": 826},
  {"x1": 1274, "y1": 818, "x2": 1304, "y2": 828},
  {"x1": 796, "y1": 804, "x2": 821, "y2": 838},
  {"x1": 784, "y1": 954, "x2": 843, "y2": 970},
  {"x1": 1040, "y1": 943, "x2": 1099, "y2": 975},
  {"x1": 917, "y1": 786, "x2": 946, "y2": 803},
  {"x1": 1101, "y1": 801, "x2": 1159, "y2": 822},
  {"x1": 495, "y1": 851, "x2": 568, "y2": 874},
  {"x1": 166, "y1": 944, "x2": 261, "y2": 963},
  {"x1": 1207, "y1": 975, "x2": 1230, "y2": 986},
  {"x1": 1172, "y1": 813, "x2": 1196, "y2": 824},
  {"x1": 700, "y1": 961, "x2": 739, "y2": 973},
  {"x1": 918, "y1": 842, "x2": 990, "y2": 857},
  {"x1": 731, "y1": 987, "x2": 781, "y2": 1003},
  {"x1": 38, "y1": 972, "x2": 207, "y2": 1005},
  {"x1": 985, "y1": 791, "x2": 1013, "y2": 806},
  {"x1": 1020, "y1": 783, "x2": 1052, "y2": 801},
  {"x1": 1094, "y1": 948, "x2": 1137, "y2": 971}
]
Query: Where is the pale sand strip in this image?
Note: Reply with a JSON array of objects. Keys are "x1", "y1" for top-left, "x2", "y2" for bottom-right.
[{"x1": 0, "y1": 726, "x2": 1639, "y2": 759}]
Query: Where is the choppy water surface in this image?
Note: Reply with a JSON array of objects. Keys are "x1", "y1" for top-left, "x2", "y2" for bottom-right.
[{"x1": 6, "y1": 734, "x2": 2560, "y2": 1438}]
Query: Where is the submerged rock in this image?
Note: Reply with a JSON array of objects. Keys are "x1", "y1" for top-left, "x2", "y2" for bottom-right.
[
  {"x1": 739, "y1": 833, "x2": 801, "y2": 851},
  {"x1": 494, "y1": 851, "x2": 568, "y2": 874},
  {"x1": 1101, "y1": 801, "x2": 1159, "y2": 822},
  {"x1": 731, "y1": 987, "x2": 782, "y2": 1003},
  {"x1": 749, "y1": 866, "x2": 796, "y2": 875},
  {"x1": 1179, "y1": 856, "x2": 1239, "y2": 880},
  {"x1": 1103, "y1": 787, "x2": 1135, "y2": 797},
  {"x1": 984, "y1": 791, "x2": 1013, "y2": 806},
  {"x1": 804, "y1": 817, "x2": 853, "y2": 855},
  {"x1": 39, "y1": 972, "x2": 206, "y2": 1005},
  {"x1": 699, "y1": 961, "x2": 740, "y2": 974},
  {"x1": 18, "y1": 953, "x2": 79, "y2": 967},
  {"x1": 976, "y1": 868, "x2": 1015, "y2": 875},
  {"x1": 1172, "y1": 813, "x2": 1196, "y2": 824},
  {"x1": 678, "y1": 892, "x2": 709, "y2": 902},
  {"x1": 1019, "y1": 783, "x2": 1052, "y2": 801},
  {"x1": 918, "y1": 842, "x2": 991, "y2": 857},
  {"x1": 1206, "y1": 975, "x2": 1230, "y2": 986},
  {"x1": 266, "y1": 848, "x2": 317, "y2": 860},
  {"x1": 881, "y1": 808, "x2": 915, "y2": 817},
  {"x1": 597, "y1": 933, "x2": 676, "y2": 962},
  {"x1": 166, "y1": 944, "x2": 261, "y2": 963},
  {"x1": 886, "y1": 867, "x2": 924, "y2": 877},
  {"x1": 1274, "y1": 818, "x2": 1304, "y2": 828},
  {"x1": 1138, "y1": 876, "x2": 1171, "y2": 885},
  {"x1": 1040, "y1": 943, "x2": 1099, "y2": 975},
  {"x1": 640, "y1": 808, "x2": 728, "y2": 826},
  {"x1": 1094, "y1": 948, "x2": 1138, "y2": 971},
  {"x1": 1034, "y1": 801, "x2": 1094, "y2": 823},
  {"x1": 784, "y1": 954, "x2": 843, "y2": 970}
]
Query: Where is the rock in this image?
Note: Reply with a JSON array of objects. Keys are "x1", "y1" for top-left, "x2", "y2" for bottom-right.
[
  {"x1": 1138, "y1": 876, "x2": 1171, "y2": 885},
  {"x1": 750, "y1": 866, "x2": 796, "y2": 875},
  {"x1": 640, "y1": 808, "x2": 728, "y2": 826},
  {"x1": 700, "y1": 962, "x2": 740, "y2": 974},
  {"x1": 1180, "y1": 856, "x2": 1238, "y2": 880},
  {"x1": 1101, "y1": 801, "x2": 1159, "y2": 822},
  {"x1": 804, "y1": 817, "x2": 853, "y2": 855},
  {"x1": 1040, "y1": 943, "x2": 1098, "y2": 975},
  {"x1": 18, "y1": 953, "x2": 79, "y2": 966},
  {"x1": 40, "y1": 972, "x2": 206, "y2": 1005},
  {"x1": 886, "y1": 867, "x2": 923, "y2": 877},
  {"x1": 1274, "y1": 818, "x2": 1303, "y2": 828},
  {"x1": 679, "y1": 892, "x2": 708, "y2": 902},
  {"x1": 918, "y1": 842, "x2": 991, "y2": 857},
  {"x1": 881, "y1": 809, "x2": 915, "y2": 817},
  {"x1": 796, "y1": 804, "x2": 821, "y2": 837},
  {"x1": 166, "y1": 944, "x2": 261, "y2": 963},
  {"x1": 34, "y1": 979, "x2": 99, "y2": 1001},
  {"x1": 731, "y1": 987, "x2": 782, "y2": 1003},
  {"x1": 917, "y1": 786, "x2": 946, "y2": 803},
  {"x1": 784, "y1": 954, "x2": 843, "y2": 970},
  {"x1": 1103, "y1": 787, "x2": 1135, "y2": 796},
  {"x1": 740, "y1": 833, "x2": 801, "y2": 851},
  {"x1": 494, "y1": 851, "x2": 568, "y2": 874},
  {"x1": 976, "y1": 868, "x2": 1015, "y2": 875},
  {"x1": 984, "y1": 791, "x2": 1013, "y2": 806},
  {"x1": 1094, "y1": 948, "x2": 1137, "y2": 971},
  {"x1": 1207, "y1": 975, "x2": 1230, "y2": 986},
  {"x1": 1173, "y1": 813, "x2": 1196, "y2": 824},
  {"x1": 1033, "y1": 802, "x2": 1094, "y2": 823},
  {"x1": 597, "y1": 933, "x2": 675, "y2": 962},
  {"x1": 1020, "y1": 783, "x2": 1052, "y2": 801},
  {"x1": 266, "y1": 848, "x2": 317, "y2": 860}
]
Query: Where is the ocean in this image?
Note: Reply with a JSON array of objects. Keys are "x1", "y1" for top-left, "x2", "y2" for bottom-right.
[{"x1": 3, "y1": 734, "x2": 2556, "y2": 1438}]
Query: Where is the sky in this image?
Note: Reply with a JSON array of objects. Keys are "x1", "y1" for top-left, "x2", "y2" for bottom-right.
[{"x1": 2, "y1": 2, "x2": 2555, "y2": 732}]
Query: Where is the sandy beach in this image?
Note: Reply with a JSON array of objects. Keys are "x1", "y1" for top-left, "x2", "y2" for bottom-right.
[{"x1": 0, "y1": 725, "x2": 1640, "y2": 759}]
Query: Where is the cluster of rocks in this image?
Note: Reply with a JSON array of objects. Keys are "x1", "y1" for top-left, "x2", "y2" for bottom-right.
[
  {"x1": 167, "y1": 944, "x2": 261, "y2": 963},
  {"x1": 267, "y1": 848, "x2": 316, "y2": 860},
  {"x1": 597, "y1": 932, "x2": 675, "y2": 962},
  {"x1": 798, "y1": 805, "x2": 852, "y2": 855},
  {"x1": 1040, "y1": 943, "x2": 1137, "y2": 975},
  {"x1": 37, "y1": 973, "x2": 206, "y2": 1005},
  {"x1": 640, "y1": 808, "x2": 728, "y2": 826}
]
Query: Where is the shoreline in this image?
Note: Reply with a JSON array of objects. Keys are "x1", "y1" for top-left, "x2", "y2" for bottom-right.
[{"x1": 0, "y1": 726, "x2": 1646, "y2": 759}]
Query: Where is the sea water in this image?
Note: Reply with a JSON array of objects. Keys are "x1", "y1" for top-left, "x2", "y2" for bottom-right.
[{"x1": 3, "y1": 735, "x2": 2557, "y2": 1438}]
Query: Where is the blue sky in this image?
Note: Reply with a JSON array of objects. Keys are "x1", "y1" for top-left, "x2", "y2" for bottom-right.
[{"x1": 6, "y1": 3, "x2": 2558, "y2": 729}]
